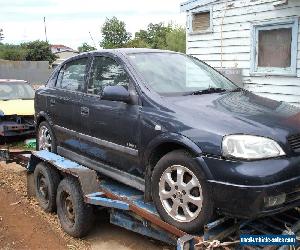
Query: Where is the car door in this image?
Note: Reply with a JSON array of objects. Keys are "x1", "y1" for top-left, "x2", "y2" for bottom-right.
[
  {"x1": 78, "y1": 54, "x2": 142, "y2": 177},
  {"x1": 49, "y1": 56, "x2": 90, "y2": 153}
]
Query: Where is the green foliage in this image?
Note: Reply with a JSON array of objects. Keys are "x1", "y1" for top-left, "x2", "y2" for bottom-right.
[
  {"x1": 100, "y1": 17, "x2": 131, "y2": 49},
  {"x1": 99, "y1": 17, "x2": 186, "y2": 53},
  {"x1": 0, "y1": 44, "x2": 27, "y2": 61},
  {"x1": 0, "y1": 40, "x2": 57, "y2": 63},
  {"x1": 21, "y1": 40, "x2": 57, "y2": 64},
  {"x1": 78, "y1": 42, "x2": 96, "y2": 53},
  {"x1": 0, "y1": 28, "x2": 4, "y2": 42},
  {"x1": 127, "y1": 23, "x2": 186, "y2": 53},
  {"x1": 125, "y1": 38, "x2": 150, "y2": 48},
  {"x1": 166, "y1": 26, "x2": 186, "y2": 53}
]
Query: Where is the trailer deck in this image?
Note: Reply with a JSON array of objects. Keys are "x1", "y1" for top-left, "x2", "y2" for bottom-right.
[{"x1": 1, "y1": 148, "x2": 300, "y2": 249}]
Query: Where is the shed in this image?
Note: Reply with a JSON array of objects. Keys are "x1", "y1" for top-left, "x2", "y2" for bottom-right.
[{"x1": 180, "y1": 0, "x2": 300, "y2": 107}]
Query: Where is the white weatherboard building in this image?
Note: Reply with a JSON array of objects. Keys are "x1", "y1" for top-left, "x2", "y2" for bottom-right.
[{"x1": 180, "y1": 0, "x2": 300, "y2": 107}]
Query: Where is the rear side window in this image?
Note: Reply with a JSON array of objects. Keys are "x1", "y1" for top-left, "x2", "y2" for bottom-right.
[
  {"x1": 56, "y1": 57, "x2": 88, "y2": 92},
  {"x1": 88, "y1": 56, "x2": 130, "y2": 96}
]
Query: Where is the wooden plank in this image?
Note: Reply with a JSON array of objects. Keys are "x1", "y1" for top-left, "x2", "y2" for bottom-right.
[
  {"x1": 188, "y1": 37, "x2": 251, "y2": 46},
  {"x1": 194, "y1": 58, "x2": 250, "y2": 68},
  {"x1": 193, "y1": 53, "x2": 250, "y2": 61},
  {"x1": 246, "y1": 83, "x2": 300, "y2": 95},
  {"x1": 188, "y1": 29, "x2": 250, "y2": 42},
  {"x1": 188, "y1": 45, "x2": 251, "y2": 54},
  {"x1": 213, "y1": 2, "x2": 300, "y2": 19},
  {"x1": 243, "y1": 76, "x2": 300, "y2": 86},
  {"x1": 212, "y1": 22, "x2": 251, "y2": 33},
  {"x1": 212, "y1": 0, "x2": 284, "y2": 12},
  {"x1": 251, "y1": 92, "x2": 300, "y2": 103},
  {"x1": 213, "y1": 8, "x2": 300, "y2": 26}
]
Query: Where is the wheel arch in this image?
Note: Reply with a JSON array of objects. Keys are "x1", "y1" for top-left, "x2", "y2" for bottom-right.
[
  {"x1": 144, "y1": 133, "x2": 202, "y2": 169},
  {"x1": 36, "y1": 111, "x2": 53, "y2": 128},
  {"x1": 143, "y1": 133, "x2": 213, "y2": 202}
]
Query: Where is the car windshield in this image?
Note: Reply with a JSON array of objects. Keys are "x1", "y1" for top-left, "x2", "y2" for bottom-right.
[
  {"x1": 0, "y1": 82, "x2": 35, "y2": 100},
  {"x1": 128, "y1": 52, "x2": 238, "y2": 96}
]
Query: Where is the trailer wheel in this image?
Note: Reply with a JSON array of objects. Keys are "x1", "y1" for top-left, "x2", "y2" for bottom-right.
[
  {"x1": 152, "y1": 150, "x2": 214, "y2": 233},
  {"x1": 56, "y1": 177, "x2": 94, "y2": 238},
  {"x1": 34, "y1": 162, "x2": 60, "y2": 212}
]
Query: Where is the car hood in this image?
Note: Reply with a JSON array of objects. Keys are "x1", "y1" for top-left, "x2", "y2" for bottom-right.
[
  {"x1": 0, "y1": 99, "x2": 34, "y2": 116},
  {"x1": 164, "y1": 90, "x2": 300, "y2": 155}
]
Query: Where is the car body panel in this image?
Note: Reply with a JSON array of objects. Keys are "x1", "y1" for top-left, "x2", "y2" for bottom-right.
[
  {"x1": 0, "y1": 99, "x2": 34, "y2": 116},
  {"x1": 35, "y1": 48, "x2": 300, "y2": 220}
]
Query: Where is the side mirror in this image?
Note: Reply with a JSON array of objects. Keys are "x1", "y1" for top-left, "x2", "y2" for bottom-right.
[{"x1": 102, "y1": 85, "x2": 130, "y2": 103}]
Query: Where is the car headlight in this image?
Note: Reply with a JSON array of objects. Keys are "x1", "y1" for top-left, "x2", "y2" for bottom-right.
[{"x1": 222, "y1": 135, "x2": 285, "y2": 160}]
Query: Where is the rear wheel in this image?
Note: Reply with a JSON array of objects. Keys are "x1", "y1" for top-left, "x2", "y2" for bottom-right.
[
  {"x1": 152, "y1": 150, "x2": 214, "y2": 233},
  {"x1": 37, "y1": 121, "x2": 56, "y2": 152},
  {"x1": 56, "y1": 178, "x2": 94, "y2": 238},
  {"x1": 34, "y1": 162, "x2": 60, "y2": 212}
]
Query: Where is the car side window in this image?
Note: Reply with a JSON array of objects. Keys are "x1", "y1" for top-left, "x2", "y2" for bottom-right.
[
  {"x1": 88, "y1": 56, "x2": 130, "y2": 96},
  {"x1": 56, "y1": 57, "x2": 88, "y2": 92},
  {"x1": 47, "y1": 70, "x2": 58, "y2": 87}
]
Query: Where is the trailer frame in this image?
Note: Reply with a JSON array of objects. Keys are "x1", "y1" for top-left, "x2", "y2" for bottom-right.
[{"x1": 1, "y1": 148, "x2": 300, "y2": 249}]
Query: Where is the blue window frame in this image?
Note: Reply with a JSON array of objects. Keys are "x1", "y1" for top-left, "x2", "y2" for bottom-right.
[{"x1": 250, "y1": 17, "x2": 298, "y2": 76}]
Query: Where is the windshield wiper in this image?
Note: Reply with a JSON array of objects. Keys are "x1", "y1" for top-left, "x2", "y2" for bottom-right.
[{"x1": 189, "y1": 87, "x2": 227, "y2": 96}]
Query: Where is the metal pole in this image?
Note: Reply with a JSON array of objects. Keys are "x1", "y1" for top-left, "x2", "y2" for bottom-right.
[
  {"x1": 44, "y1": 17, "x2": 48, "y2": 42},
  {"x1": 89, "y1": 31, "x2": 97, "y2": 49}
]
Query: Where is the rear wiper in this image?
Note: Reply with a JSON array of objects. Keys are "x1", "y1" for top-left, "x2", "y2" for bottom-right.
[{"x1": 190, "y1": 87, "x2": 227, "y2": 96}]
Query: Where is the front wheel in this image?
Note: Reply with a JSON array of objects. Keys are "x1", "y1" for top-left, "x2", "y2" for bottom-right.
[
  {"x1": 37, "y1": 121, "x2": 57, "y2": 152},
  {"x1": 152, "y1": 150, "x2": 214, "y2": 233}
]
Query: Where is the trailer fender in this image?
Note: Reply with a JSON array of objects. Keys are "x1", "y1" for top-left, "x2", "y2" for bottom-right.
[{"x1": 27, "y1": 151, "x2": 101, "y2": 196}]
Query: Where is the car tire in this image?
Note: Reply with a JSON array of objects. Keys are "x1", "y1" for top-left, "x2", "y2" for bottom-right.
[
  {"x1": 152, "y1": 149, "x2": 214, "y2": 233},
  {"x1": 37, "y1": 121, "x2": 57, "y2": 153},
  {"x1": 56, "y1": 177, "x2": 94, "y2": 238},
  {"x1": 34, "y1": 162, "x2": 60, "y2": 212}
]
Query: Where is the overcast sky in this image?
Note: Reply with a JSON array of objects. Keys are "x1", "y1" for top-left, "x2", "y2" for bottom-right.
[{"x1": 1, "y1": 0, "x2": 186, "y2": 49}]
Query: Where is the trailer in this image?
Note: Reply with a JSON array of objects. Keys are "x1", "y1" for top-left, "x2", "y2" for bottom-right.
[{"x1": 1, "y1": 148, "x2": 300, "y2": 249}]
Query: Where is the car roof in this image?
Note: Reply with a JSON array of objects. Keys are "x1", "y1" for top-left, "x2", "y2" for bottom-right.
[
  {"x1": 79, "y1": 48, "x2": 179, "y2": 57},
  {"x1": 0, "y1": 79, "x2": 28, "y2": 84}
]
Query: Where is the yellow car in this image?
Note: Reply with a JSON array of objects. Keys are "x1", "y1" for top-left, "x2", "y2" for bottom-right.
[{"x1": 0, "y1": 79, "x2": 35, "y2": 138}]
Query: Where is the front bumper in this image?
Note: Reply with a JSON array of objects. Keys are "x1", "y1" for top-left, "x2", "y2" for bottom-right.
[
  {"x1": 208, "y1": 177, "x2": 300, "y2": 218},
  {"x1": 198, "y1": 156, "x2": 300, "y2": 218}
]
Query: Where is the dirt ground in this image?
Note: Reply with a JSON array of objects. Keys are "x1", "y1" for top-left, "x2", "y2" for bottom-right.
[{"x1": 0, "y1": 161, "x2": 170, "y2": 250}]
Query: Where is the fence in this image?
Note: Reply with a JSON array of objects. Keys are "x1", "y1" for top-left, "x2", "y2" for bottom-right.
[{"x1": 0, "y1": 59, "x2": 53, "y2": 84}]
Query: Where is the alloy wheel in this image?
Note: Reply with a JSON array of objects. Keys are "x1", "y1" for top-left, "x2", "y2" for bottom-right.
[
  {"x1": 38, "y1": 125, "x2": 52, "y2": 151},
  {"x1": 159, "y1": 164, "x2": 203, "y2": 222}
]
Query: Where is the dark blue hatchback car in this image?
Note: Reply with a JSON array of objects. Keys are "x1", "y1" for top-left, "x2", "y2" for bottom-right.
[{"x1": 35, "y1": 49, "x2": 300, "y2": 233}]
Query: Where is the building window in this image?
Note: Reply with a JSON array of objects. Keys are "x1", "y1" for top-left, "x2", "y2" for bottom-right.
[
  {"x1": 251, "y1": 18, "x2": 298, "y2": 76},
  {"x1": 189, "y1": 8, "x2": 212, "y2": 33}
]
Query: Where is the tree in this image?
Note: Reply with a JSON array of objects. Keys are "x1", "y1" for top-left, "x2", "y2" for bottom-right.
[
  {"x1": 0, "y1": 44, "x2": 27, "y2": 61},
  {"x1": 100, "y1": 17, "x2": 131, "y2": 49},
  {"x1": 21, "y1": 40, "x2": 57, "y2": 64},
  {"x1": 134, "y1": 23, "x2": 172, "y2": 50},
  {"x1": 166, "y1": 26, "x2": 186, "y2": 53},
  {"x1": 78, "y1": 42, "x2": 96, "y2": 53},
  {"x1": 125, "y1": 38, "x2": 150, "y2": 48}
]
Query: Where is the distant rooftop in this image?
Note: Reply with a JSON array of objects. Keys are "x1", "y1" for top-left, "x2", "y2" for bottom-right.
[{"x1": 51, "y1": 44, "x2": 77, "y2": 54}]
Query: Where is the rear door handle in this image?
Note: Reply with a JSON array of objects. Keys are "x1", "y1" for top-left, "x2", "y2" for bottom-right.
[{"x1": 81, "y1": 107, "x2": 89, "y2": 116}]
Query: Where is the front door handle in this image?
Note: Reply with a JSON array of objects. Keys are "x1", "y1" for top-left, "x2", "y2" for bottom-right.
[{"x1": 81, "y1": 107, "x2": 89, "y2": 116}]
